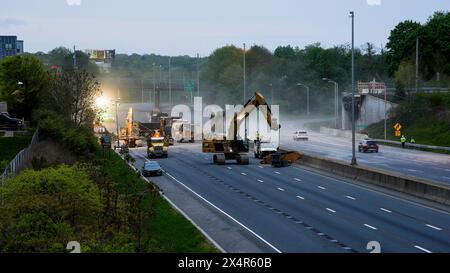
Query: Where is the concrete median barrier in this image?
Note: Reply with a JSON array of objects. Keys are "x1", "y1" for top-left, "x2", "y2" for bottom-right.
[{"x1": 284, "y1": 149, "x2": 450, "y2": 205}]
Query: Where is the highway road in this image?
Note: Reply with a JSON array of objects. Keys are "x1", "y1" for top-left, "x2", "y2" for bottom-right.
[
  {"x1": 281, "y1": 119, "x2": 450, "y2": 184},
  {"x1": 130, "y1": 143, "x2": 450, "y2": 253}
]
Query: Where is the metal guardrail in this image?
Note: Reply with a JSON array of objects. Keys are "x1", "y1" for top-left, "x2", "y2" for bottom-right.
[
  {"x1": 373, "y1": 138, "x2": 450, "y2": 152},
  {"x1": 1, "y1": 129, "x2": 39, "y2": 181}
]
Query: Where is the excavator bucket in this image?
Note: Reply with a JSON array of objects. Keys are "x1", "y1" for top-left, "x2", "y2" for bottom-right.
[{"x1": 260, "y1": 151, "x2": 301, "y2": 167}]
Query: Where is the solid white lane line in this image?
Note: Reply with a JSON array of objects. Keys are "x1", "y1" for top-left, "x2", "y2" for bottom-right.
[
  {"x1": 380, "y1": 208, "x2": 392, "y2": 213},
  {"x1": 426, "y1": 224, "x2": 442, "y2": 231},
  {"x1": 414, "y1": 245, "x2": 432, "y2": 253},
  {"x1": 227, "y1": 167, "x2": 232, "y2": 170},
  {"x1": 296, "y1": 195, "x2": 305, "y2": 200},
  {"x1": 317, "y1": 186, "x2": 326, "y2": 190},
  {"x1": 274, "y1": 171, "x2": 281, "y2": 175},
  {"x1": 345, "y1": 195, "x2": 356, "y2": 200},
  {"x1": 326, "y1": 208, "x2": 336, "y2": 213},
  {"x1": 294, "y1": 178, "x2": 302, "y2": 182},
  {"x1": 241, "y1": 173, "x2": 247, "y2": 176},
  {"x1": 407, "y1": 169, "x2": 418, "y2": 172},
  {"x1": 277, "y1": 188, "x2": 285, "y2": 192},
  {"x1": 364, "y1": 224, "x2": 377, "y2": 230},
  {"x1": 164, "y1": 172, "x2": 282, "y2": 253}
]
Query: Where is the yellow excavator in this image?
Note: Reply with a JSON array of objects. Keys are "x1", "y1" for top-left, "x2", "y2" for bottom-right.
[
  {"x1": 202, "y1": 91, "x2": 279, "y2": 165},
  {"x1": 119, "y1": 107, "x2": 140, "y2": 148}
]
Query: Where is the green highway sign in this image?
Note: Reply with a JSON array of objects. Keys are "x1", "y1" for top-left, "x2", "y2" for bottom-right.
[{"x1": 185, "y1": 81, "x2": 195, "y2": 92}]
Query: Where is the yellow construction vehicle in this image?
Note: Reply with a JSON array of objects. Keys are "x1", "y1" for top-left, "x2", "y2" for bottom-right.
[
  {"x1": 147, "y1": 129, "x2": 169, "y2": 158},
  {"x1": 119, "y1": 107, "x2": 140, "y2": 148},
  {"x1": 202, "y1": 91, "x2": 279, "y2": 165}
]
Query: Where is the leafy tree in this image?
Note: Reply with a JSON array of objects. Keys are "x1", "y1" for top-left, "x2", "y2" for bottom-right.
[
  {"x1": 0, "y1": 55, "x2": 50, "y2": 120},
  {"x1": 386, "y1": 20, "x2": 421, "y2": 76},
  {"x1": 45, "y1": 69, "x2": 101, "y2": 127}
]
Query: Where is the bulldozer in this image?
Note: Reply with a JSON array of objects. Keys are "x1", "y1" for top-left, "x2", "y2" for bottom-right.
[{"x1": 202, "y1": 91, "x2": 279, "y2": 165}]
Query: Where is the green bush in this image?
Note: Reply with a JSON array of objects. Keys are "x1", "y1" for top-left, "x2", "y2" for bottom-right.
[
  {"x1": 35, "y1": 110, "x2": 99, "y2": 156},
  {"x1": 0, "y1": 165, "x2": 101, "y2": 252}
]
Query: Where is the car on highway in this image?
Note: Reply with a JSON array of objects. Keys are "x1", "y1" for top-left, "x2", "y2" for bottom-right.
[
  {"x1": 358, "y1": 139, "x2": 379, "y2": 153},
  {"x1": 293, "y1": 130, "x2": 309, "y2": 141},
  {"x1": 141, "y1": 161, "x2": 163, "y2": 177},
  {"x1": 0, "y1": 112, "x2": 23, "y2": 130}
]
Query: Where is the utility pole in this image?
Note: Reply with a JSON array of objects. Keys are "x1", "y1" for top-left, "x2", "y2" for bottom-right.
[
  {"x1": 243, "y1": 43, "x2": 246, "y2": 103},
  {"x1": 350, "y1": 11, "x2": 357, "y2": 166},
  {"x1": 415, "y1": 37, "x2": 419, "y2": 93},
  {"x1": 297, "y1": 83, "x2": 310, "y2": 117},
  {"x1": 197, "y1": 53, "x2": 200, "y2": 97},
  {"x1": 384, "y1": 85, "x2": 387, "y2": 140},
  {"x1": 152, "y1": 63, "x2": 156, "y2": 105},
  {"x1": 169, "y1": 57, "x2": 172, "y2": 107},
  {"x1": 141, "y1": 78, "x2": 144, "y2": 103},
  {"x1": 73, "y1": 45, "x2": 77, "y2": 68}
]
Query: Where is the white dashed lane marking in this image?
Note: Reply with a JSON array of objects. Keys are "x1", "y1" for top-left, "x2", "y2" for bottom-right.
[
  {"x1": 274, "y1": 171, "x2": 281, "y2": 175},
  {"x1": 227, "y1": 167, "x2": 232, "y2": 170},
  {"x1": 443, "y1": 176, "x2": 450, "y2": 180},
  {"x1": 294, "y1": 178, "x2": 302, "y2": 182},
  {"x1": 277, "y1": 188, "x2": 285, "y2": 192},
  {"x1": 296, "y1": 195, "x2": 305, "y2": 200},
  {"x1": 345, "y1": 195, "x2": 356, "y2": 200},
  {"x1": 425, "y1": 224, "x2": 442, "y2": 231},
  {"x1": 380, "y1": 208, "x2": 392, "y2": 213},
  {"x1": 317, "y1": 186, "x2": 326, "y2": 190},
  {"x1": 241, "y1": 173, "x2": 247, "y2": 176},
  {"x1": 364, "y1": 224, "x2": 377, "y2": 230},
  {"x1": 326, "y1": 208, "x2": 336, "y2": 213},
  {"x1": 414, "y1": 245, "x2": 432, "y2": 253},
  {"x1": 257, "y1": 179, "x2": 264, "y2": 183}
]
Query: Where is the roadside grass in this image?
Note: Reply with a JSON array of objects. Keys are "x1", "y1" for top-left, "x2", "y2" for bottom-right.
[
  {"x1": 366, "y1": 118, "x2": 450, "y2": 147},
  {"x1": 99, "y1": 150, "x2": 218, "y2": 253}
]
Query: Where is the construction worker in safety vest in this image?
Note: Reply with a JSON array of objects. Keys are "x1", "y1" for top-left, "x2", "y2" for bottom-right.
[
  {"x1": 410, "y1": 137, "x2": 416, "y2": 144},
  {"x1": 400, "y1": 135, "x2": 406, "y2": 148}
]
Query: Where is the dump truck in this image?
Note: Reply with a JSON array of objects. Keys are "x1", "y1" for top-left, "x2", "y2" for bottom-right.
[
  {"x1": 147, "y1": 129, "x2": 169, "y2": 158},
  {"x1": 202, "y1": 91, "x2": 279, "y2": 165}
]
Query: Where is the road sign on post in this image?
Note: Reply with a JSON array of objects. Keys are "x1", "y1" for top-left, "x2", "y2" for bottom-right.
[
  {"x1": 394, "y1": 123, "x2": 402, "y2": 131},
  {"x1": 395, "y1": 130, "x2": 401, "y2": 137},
  {"x1": 185, "y1": 81, "x2": 195, "y2": 93}
]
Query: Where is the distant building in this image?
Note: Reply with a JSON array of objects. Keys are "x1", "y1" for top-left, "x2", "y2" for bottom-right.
[
  {"x1": 0, "y1": 36, "x2": 24, "y2": 61},
  {"x1": 16, "y1": 40, "x2": 24, "y2": 55}
]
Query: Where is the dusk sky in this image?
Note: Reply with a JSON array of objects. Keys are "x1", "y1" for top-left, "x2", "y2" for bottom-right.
[{"x1": 1, "y1": 0, "x2": 449, "y2": 56}]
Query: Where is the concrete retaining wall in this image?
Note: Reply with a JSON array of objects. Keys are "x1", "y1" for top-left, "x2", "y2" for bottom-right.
[{"x1": 290, "y1": 151, "x2": 450, "y2": 205}]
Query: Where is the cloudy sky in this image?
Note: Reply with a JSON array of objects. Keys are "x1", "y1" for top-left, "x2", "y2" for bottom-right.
[{"x1": 0, "y1": 0, "x2": 448, "y2": 56}]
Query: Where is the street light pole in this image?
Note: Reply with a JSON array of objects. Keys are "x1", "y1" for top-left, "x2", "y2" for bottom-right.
[
  {"x1": 350, "y1": 11, "x2": 358, "y2": 166},
  {"x1": 114, "y1": 99, "x2": 120, "y2": 149},
  {"x1": 243, "y1": 43, "x2": 246, "y2": 103},
  {"x1": 169, "y1": 57, "x2": 172, "y2": 107},
  {"x1": 297, "y1": 83, "x2": 310, "y2": 117},
  {"x1": 322, "y1": 78, "x2": 338, "y2": 128},
  {"x1": 152, "y1": 63, "x2": 156, "y2": 105},
  {"x1": 197, "y1": 53, "x2": 200, "y2": 97}
]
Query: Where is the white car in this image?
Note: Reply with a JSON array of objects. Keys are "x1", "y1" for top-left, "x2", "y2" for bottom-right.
[{"x1": 293, "y1": 130, "x2": 309, "y2": 141}]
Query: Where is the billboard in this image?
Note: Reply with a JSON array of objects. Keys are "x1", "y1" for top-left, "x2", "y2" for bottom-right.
[
  {"x1": 85, "y1": 49, "x2": 115, "y2": 63},
  {"x1": 358, "y1": 80, "x2": 386, "y2": 95}
]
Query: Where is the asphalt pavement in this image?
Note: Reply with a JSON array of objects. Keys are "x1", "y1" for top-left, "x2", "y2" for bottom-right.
[
  {"x1": 281, "y1": 119, "x2": 450, "y2": 184},
  {"x1": 130, "y1": 143, "x2": 450, "y2": 253}
]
